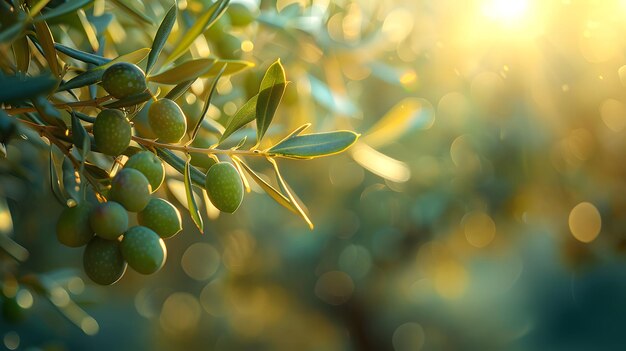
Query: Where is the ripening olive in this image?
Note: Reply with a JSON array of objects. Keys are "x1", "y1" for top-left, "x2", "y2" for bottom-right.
[
  {"x1": 137, "y1": 198, "x2": 182, "y2": 239},
  {"x1": 101, "y1": 62, "x2": 147, "y2": 99},
  {"x1": 93, "y1": 109, "x2": 131, "y2": 156},
  {"x1": 121, "y1": 226, "x2": 167, "y2": 274},
  {"x1": 124, "y1": 151, "x2": 165, "y2": 192},
  {"x1": 109, "y1": 168, "x2": 152, "y2": 212},
  {"x1": 89, "y1": 201, "x2": 128, "y2": 240},
  {"x1": 83, "y1": 237, "x2": 127, "y2": 285},
  {"x1": 56, "y1": 204, "x2": 94, "y2": 247},
  {"x1": 148, "y1": 99, "x2": 187, "y2": 143},
  {"x1": 205, "y1": 162, "x2": 244, "y2": 213}
]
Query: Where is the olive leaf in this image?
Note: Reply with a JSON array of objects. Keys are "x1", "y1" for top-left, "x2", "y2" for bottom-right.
[
  {"x1": 155, "y1": 147, "x2": 206, "y2": 188},
  {"x1": 146, "y1": 3, "x2": 177, "y2": 74},
  {"x1": 235, "y1": 157, "x2": 295, "y2": 213},
  {"x1": 110, "y1": 0, "x2": 152, "y2": 25},
  {"x1": 164, "y1": 78, "x2": 196, "y2": 100},
  {"x1": 28, "y1": 0, "x2": 52, "y2": 19},
  {"x1": 256, "y1": 59, "x2": 286, "y2": 143},
  {"x1": 267, "y1": 157, "x2": 313, "y2": 229},
  {"x1": 165, "y1": 0, "x2": 230, "y2": 63},
  {"x1": 188, "y1": 65, "x2": 226, "y2": 143},
  {"x1": 55, "y1": 43, "x2": 110, "y2": 65},
  {"x1": 184, "y1": 156, "x2": 204, "y2": 233},
  {"x1": 148, "y1": 58, "x2": 216, "y2": 85},
  {"x1": 36, "y1": 0, "x2": 93, "y2": 22},
  {"x1": 268, "y1": 130, "x2": 359, "y2": 159},
  {"x1": 0, "y1": 74, "x2": 58, "y2": 103},
  {"x1": 58, "y1": 47, "x2": 150, "y2": 91},
  {"x1": 200, "y1": 59, "x2": 255, "y2": 77},
  {"x1": 220, "y1": 94, "x2": 257, "y2": 143},
  {"x1": 33, "y1": 21, "x2": 60, "y2": 77},
  {"x1": 49, "y1": 144, "x2": 68, "y2": 205},
  {"x1": 102, "y1": 91, "x2": 151, "y2": 109},
  {"x1": 362, "y1": 98, "x2": 433, "y2": 148},
  {"x1": 13, "y1": 35, "x2": 30, "y2": 73}
]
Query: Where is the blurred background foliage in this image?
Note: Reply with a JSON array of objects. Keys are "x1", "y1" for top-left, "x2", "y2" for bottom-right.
[{"x1": 3, "y1": 0, "x2": 626, "y2": 350}]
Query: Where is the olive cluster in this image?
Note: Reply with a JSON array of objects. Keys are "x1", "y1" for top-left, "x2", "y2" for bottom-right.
[
  {"x1": 56, "y1": 62, "x2": 246, "y2": 284},
  {"x1": 56, "y1": 151, "x2": 181, "y2": 285}
]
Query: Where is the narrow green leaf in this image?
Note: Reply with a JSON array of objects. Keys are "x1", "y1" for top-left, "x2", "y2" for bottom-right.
[
  {"x1": 256, "y1": 59, "x2": 286, "y2": 142},
  {"x1": 146, "y1": 4, "x2": 177, "y2": 73},
  {"x1": 110, "y1": 0, "x2": 152, "y2": 25},
  {"x1": 36, "y1": 0, "x2": 93, "y2": 22},
  {"x1": 32, "y1": 96, "x2": 66, "y2": 128},
  {"x1": 200, "y1": 59, "x2": 255, "y2": 77},
  {"x1": 0, "y1": 74, "x2": 57, "y2": 103},
  {"x1": 268, "y1": 131, "x2": 359, "y2": 159},
  {"x1": 189, "y1": 65, "x2": 225, "y2": 143},
  {"x1": 13, "y1": 35, "x2": 30, "y2": 72},
  {"x1": 267, "y1": 157, "x2": 313, "y2": 229},
  {"x1": 155, "y1": 147, "x2": 206, "y2": 187},
  {"x1": 220, "y1": 94, "x2": 257, "y2": 143},
  {"x1": 49, "y1": 144, "x2": 67, "y2": 205},
  {"x1": 235, "y1": 158, "x2": 295, "y2": 213},
  {"x1": 165, "y1": 0, "x2": 230, "y2": 63},
  {"x1": 73, "y1": 111, "x2": 96, "y2": 123},
  {"x1": 363, "y1": 98, "x2": 433, "y2": 148},
  {"x1": 55, "y1": 43, "x2": 110, "y2": 65},
  {"x1": 71, "y1": 112, "x2": 90, "y2": 152},
  {"x1": 33, "y1": 21, "x2": 60, "y2": 77},
  {"x1": 200, "y1": 117, "x2": 225, "y2": 136},
  {"x1": 102, "y1": 91, "x2": 151, "y2": 109},
  {"x1": 148, "y1": 58, "x2": 216, "y2": 85},
  {"x1": 58, "y1": 47, "x2": 150, "y2": 91},
  {"x1": 164, "y1": 78, "x2": 196, "y2": 100},
  {"x1": 184, "y1": 156, "x2": 204, "y2": 233}
]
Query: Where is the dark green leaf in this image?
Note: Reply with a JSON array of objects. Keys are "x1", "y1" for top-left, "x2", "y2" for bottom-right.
[
  {"x1": 219, "y1": 94, "x2": 257, "y2": 143},
  {"x1": 155, "y1": 147, "x2": 206, "y2": 187},
  {"x1": 146, "y1": 4, "x2": 177, "y2": 73},
  {"x1": 184, "y1": 156, "x2": 203, "y2": 233},
  {"x1": 148, "y1": 58, "x2": 216, "y2": 85},
  {"x1": 0, "y1": 74, "x2": 57, "y2": 103},
  {"x1": 256, "y1": 59, "x2": 286, "y2": 142},
  {"x1": 268, "y1": 131, "x2": 359, "y2": 159},
  {"x1": 49, "y1": 144, "x2": 67, "y2": 205},
  {"x1": 32, "y1": 95, "x2": 66, "y2": 128},
  {"x1": 102, "y1": 91, "x2": 151, "y2": 109},
  {"x1": 71, "y1": 112, "x2": 90, "y2": 153},
  {"x1": 36, "y1": 0, "x2": 93, "y2": 22},
  {"x1": 55, "y1": 43, "x2": 110, "y2": 65},
  {"x1": 164, "y1": 78, "x2": 196, "y2": 100},
  {"x1": 189, "y1": 65, "x2": 225, "y2": 143},
  {"x1": 165, "y1": 0, "x2": 230, "y2": 63},
  {"x1": 72, "y1": 111, "x2": 96, "y2": 123}
]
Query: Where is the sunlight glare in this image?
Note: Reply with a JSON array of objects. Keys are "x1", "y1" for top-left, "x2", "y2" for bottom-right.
[{"x1": 482, "y1": 0, "x2": 529, "y2": 26}]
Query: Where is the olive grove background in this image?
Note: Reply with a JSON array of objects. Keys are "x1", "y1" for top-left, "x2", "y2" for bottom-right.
[{"x1": 3, "y1": 0, "x2": 626, "y2": 350}]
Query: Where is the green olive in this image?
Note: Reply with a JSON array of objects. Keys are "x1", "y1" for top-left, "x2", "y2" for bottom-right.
[
  {"x1": 137, "y1": 198, "x2": 182, "y2": 239},
  {"x1": 148, "y1": 99, "x2": 187, "y2": 143},
  {"x1": 124, "y1": 151, "x2": 165, "y2": 192},
  {"x1": 101, "y1": 62, "x2": 147, "y2": 99},
  {"x1": 89, "y1": 201, "x2": 128, "y2": 240},
  {"x1": 93, "y1": 109, "x2": 131, "y2": 156},
  {"x1": 109, "y1": 168, "x2": 152, "y2": 212},
  {"x1": 83, "y1": 237, "x2": 127, "y2": 285},
  {"x1": 121, "y1": 226, "x2": 167, "y2": 274},
  {"x1": 204, "y1": 162, "x2": 244, "y2": 213},
  {"x1": 56, "y1": 204, "x2": 94, "y2": 247}
]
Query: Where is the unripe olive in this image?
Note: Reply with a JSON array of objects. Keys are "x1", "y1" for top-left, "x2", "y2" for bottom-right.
[
  {"x1": 93, "y1": 109, "x2": 131, "y2": 156},
  {"x1": 137, "y1": 198, "x2": 182, "y2": 239},
  {"x1": 121, "y1": 226, "x2": 167, "y2": 274},
  {"x1": 109, "y1": 168, "x2": 152, "y2": 212},
  {"x1": 148, "y1": 99, "x2": 187, "y2": 143},
  {"x1": 175, "y1": 94, "x2": 202, "y2": 134},
  {"x1": 190, "y1": 135, "x2": 218, "y2": 171},
  {"x1": 227, "y1": 3, "x2": 258, "y2": 27},
  {"x1": 205, "y1": 162, "x2": 244, "y2": 213},
  {"x1": 56, "y1": 204, "x2": 94, "y2": 247},
  {"x1": 83, "y1": 237, "x2": 127, "y2": 285},
  {"x1": 133, "y1": 100, "x2": 157, "y2": 139},
  {"x1": 124, "y1": 151, "x2": 165, "y2": 192},
  {"x1": 101, "y1": 62, "x2": 147, "y2": 99},
  {"x1": 89, "y1": 201, "x2": 128, "y2": 240}
]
